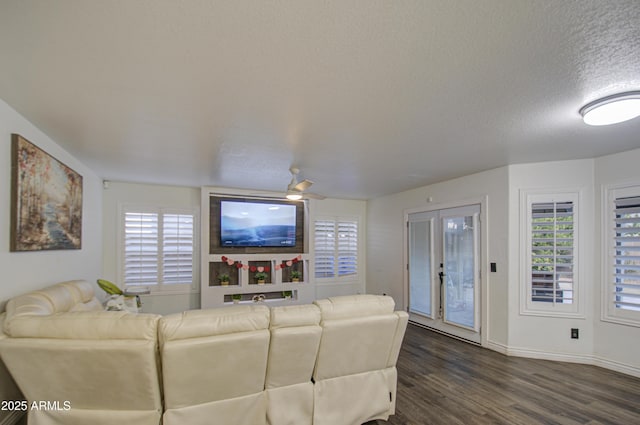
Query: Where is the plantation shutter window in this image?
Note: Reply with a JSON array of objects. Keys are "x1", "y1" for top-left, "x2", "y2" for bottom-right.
[
  {"x1": 530, "y1": 201, "x2": 575, "y2": 305},
  {"x1": 124, "y1": 212, "x2": 159, "y2": 286},
  {"x1": 314, "y1": 220, "x2": 336, "y2": 278},
  {"x1": 337, "y1": 221, "x2": 358, "y2": 276},
  {"x1": 163, "y1": 214, "x2": 194, "y2": 285},
  {"x1": 121, "y1": 206, "x2": 197, "y2": 291},
  {"x1": 522, "y1": 190, "x2": 582, "y2": 317},
  {"x1": 612, "y1": 195, "x2": 640, "y2": 313},
  {"x1": 314, "y1": 217, "x2": 359, "y2": 280}
]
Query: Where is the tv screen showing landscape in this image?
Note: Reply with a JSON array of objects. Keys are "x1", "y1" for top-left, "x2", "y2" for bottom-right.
[{"x1": 220, "y1": 201, "x2": 297, "y2": 247}]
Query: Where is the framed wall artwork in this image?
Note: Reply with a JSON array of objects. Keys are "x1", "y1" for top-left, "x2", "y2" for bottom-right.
[{"x1": 10, "y1": 134, "x2": 83, "y2": 251}]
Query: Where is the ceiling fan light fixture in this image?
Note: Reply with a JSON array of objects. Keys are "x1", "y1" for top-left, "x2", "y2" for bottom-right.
[
  {"x1": 286, "y1": 190, "x2": 303, "y2": 200},
  {"x1": 580, "y1": 91, "x2": 640, "y2": 126}
]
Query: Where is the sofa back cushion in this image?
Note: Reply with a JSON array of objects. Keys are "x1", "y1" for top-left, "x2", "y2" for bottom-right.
[
  {"x1": 3, "y1": 280, "x2": 102, "y2": 335},
  {"x1": 313, "y1": 295, "x2": 401, "y2": 380},
  {"x1": 5, "y1": 310, "x2": 160, "y2": 340},
  {"x1": 0, "y1": 310, "x2": 163, "y2": 424},
  {"x1": 0, "y1": 334, "x2": 162, "y2": 411},
  {"x1": 315, "y1": 294, "x2": 396, "y2": 321},
  {"x1": 159, "y1": 305, "x2": 271, "y2": 409},
  {"x1": 266, "y1": 304, "x2": 321, "y2": 389}
]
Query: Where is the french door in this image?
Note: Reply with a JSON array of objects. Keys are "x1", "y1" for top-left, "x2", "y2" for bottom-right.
[{"x1": 407, "y1": 204, "x2": 481, "y2": 344}]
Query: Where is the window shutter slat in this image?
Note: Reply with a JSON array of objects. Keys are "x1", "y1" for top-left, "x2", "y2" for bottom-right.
[
  {"x1": 337, "y1": 220, "x2": 358, "y2": 276},
  {"x1": 530, "y1": 201, "x2": 574, "y2": 305},
  {"x1": 124, "y1": 212, "x2": 159, "y2": 286},
  {"x1": 611, "y1": 196, "x2": 640, "y2": 312},
  {"x1": 163, "y1": 213, "x2": 194, "y2": 285},
  {"x1": 314, "y1": 219, "x2": 336, "y2": 278},
  {"x1": 315, "y1": 218, "x2": 358, "y2": 279},
  {"x1": 122, "y1": 210, "x2": 195, "y2": 289}
]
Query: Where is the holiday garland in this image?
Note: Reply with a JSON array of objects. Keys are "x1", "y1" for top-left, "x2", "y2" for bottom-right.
[{"x1": 220, "y1": 255, "x2": 303, "y2": 271}]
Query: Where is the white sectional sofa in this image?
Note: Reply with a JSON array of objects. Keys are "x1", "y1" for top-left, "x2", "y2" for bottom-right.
[{"x1": 0, "y1": 280, "x2": 408, "y2": 425}]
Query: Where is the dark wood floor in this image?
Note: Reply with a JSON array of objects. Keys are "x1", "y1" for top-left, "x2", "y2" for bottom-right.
[{"x1": 366, "y1": 323, "x2": 640, "y2": 425}]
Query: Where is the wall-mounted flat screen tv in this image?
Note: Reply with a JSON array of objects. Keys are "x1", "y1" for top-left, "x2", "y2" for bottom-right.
[{"x1": 220, "y1": 200, "x2": 297, "y2": 247}]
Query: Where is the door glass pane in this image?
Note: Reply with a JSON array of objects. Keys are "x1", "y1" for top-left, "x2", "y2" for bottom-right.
[
  {"x1": 409, "y1": 220, "x2": 431, "y2": 316},
  {"x1": 443, "y1": 215, "x2": 475, "y2": 328}
]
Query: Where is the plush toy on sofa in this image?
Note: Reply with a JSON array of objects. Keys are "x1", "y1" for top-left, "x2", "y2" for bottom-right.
[{"x1": 98, "y1": 279, "x2": 139, "y2": 312}]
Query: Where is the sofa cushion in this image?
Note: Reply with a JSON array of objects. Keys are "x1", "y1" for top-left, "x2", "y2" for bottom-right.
[
  {"x1": 269, "y1": 304, "x2": 321, "y2": 329},
  {"x1": 3, "y1": 280, "x2": 102, "y2": 334},
  {"x1": 265, "y1": 304, "x2": 321, "y2": 425},
  {"x1": 2, "y1": 280, "x2": 134, "y2": 338},
  {"x1": 313, "y1": 294, "x2": 395, "y2": 321},
  {"x1": 159, "y1": 306, "x2": 271, "y2": 410},
  {"x1": 266, "y1": 304, "x2": 321, "y2": 389},
  {"x1": 313, "y1": 314, "x2": 398, "y2": 380},
  {"x1": 59, "y1": 280, "x2": 97, "y2": 304},
  {"x1": 4, "y1": 311, "x2": 160, "y2": 340},
  {"x1": 159, "y1": 305, "x2": 270, "y2": 345}
]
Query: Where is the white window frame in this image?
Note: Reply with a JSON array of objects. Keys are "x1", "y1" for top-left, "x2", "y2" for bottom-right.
[
  {"x1": 602, "y1": 183, "x2": 640, "y2": 327},
  {"x1": 520, "y1": 189, "x2": 584, "y2": 318},
  {"x1": 118, "y1": 203, "x2": 199, "y2": 294},
  {"x1": 313, "y1": 215, "x2": 360, "y2": 283}
]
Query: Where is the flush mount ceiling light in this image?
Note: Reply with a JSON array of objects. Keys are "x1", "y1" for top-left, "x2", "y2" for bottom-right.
[{"x1": 580, "y1": 91, "x2": 640, "y2": 126}]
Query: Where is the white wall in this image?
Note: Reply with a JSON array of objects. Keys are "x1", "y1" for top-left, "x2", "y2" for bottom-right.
[
  {"x1": 101, "y1": 181, "x2": 201, "y2": 314},
  {"x1": 594, "y1": 148, "x2": 640, "y2": 375},
  {"x1": 0, "y1": 98, "x2": 103, "y2": 423},
  {"x1": 499, "y1": 155, "x2": 639, "y2": 376},
  {"x1": 0, "y1": 99, "x2": 102, "y2": 307},
  {"x1": 507, "y1": 159, "x2": 595, "y2": 361},
  {"x1": 367, "y1": 166, "x2": 509, "y2": 348},
  {"x1": 368, "y1": 155, "x2": 640, "y2": 376}
]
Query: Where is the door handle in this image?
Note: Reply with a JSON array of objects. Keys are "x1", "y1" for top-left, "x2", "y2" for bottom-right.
[{"x1": 438, "y1": 271, "x2": 445, "y2": 318}]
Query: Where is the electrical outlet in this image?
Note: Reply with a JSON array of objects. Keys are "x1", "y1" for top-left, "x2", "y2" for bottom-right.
[{"x1": 571, "y1": 328, "x2": 579, "y2": 339}]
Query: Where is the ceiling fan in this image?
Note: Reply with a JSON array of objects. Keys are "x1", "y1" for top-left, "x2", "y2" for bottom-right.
[{"x1": 286, "y1": 167, "x2": 325, "y2": 200}]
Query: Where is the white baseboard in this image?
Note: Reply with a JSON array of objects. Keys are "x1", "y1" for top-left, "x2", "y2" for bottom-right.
[
  {"x1": 505, "y1": 345, "x2": 594, "y2": 364},
  {"x1": 484, "y1": 342, "x2": 640, "y2": 378},
  {"x1": 592, "y1": 355, "x2": 640, "y2": 378},
  {"x1": 485, "y1": 339, "x2": 508, "y2": 355}
]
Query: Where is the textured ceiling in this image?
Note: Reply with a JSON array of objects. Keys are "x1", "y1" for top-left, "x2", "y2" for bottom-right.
[{"x1": 1, "y1": 0, "x2": 639, "y2": 199}]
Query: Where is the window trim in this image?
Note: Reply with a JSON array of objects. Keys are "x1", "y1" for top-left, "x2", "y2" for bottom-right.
[
  {"x1": 520, "y1": 189, "x2": 584, "y2": 318},
  {"x1": 313, "y1": 215, "x2": 360, "y2": 284},
  {"x1": 602, "y1": 183, "x2": 640, "y2": 327},
  {"x1": 118, "y1": 203, "x2": 199, "y2": 295}
]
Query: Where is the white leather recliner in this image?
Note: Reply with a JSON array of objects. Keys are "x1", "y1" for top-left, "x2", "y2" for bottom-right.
[
  {"x1": 265, "y1": 304, "x2": 322, "y2": 425},
  {"x1": 0, "y1": 280, "x2": 163, "y2": 425},
  {"x1": 159, "y1": 305, "x2": 271, "y2": 425},
  {"x1": 312, "y1": 295, "x2": 409, "y2": 425}
]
